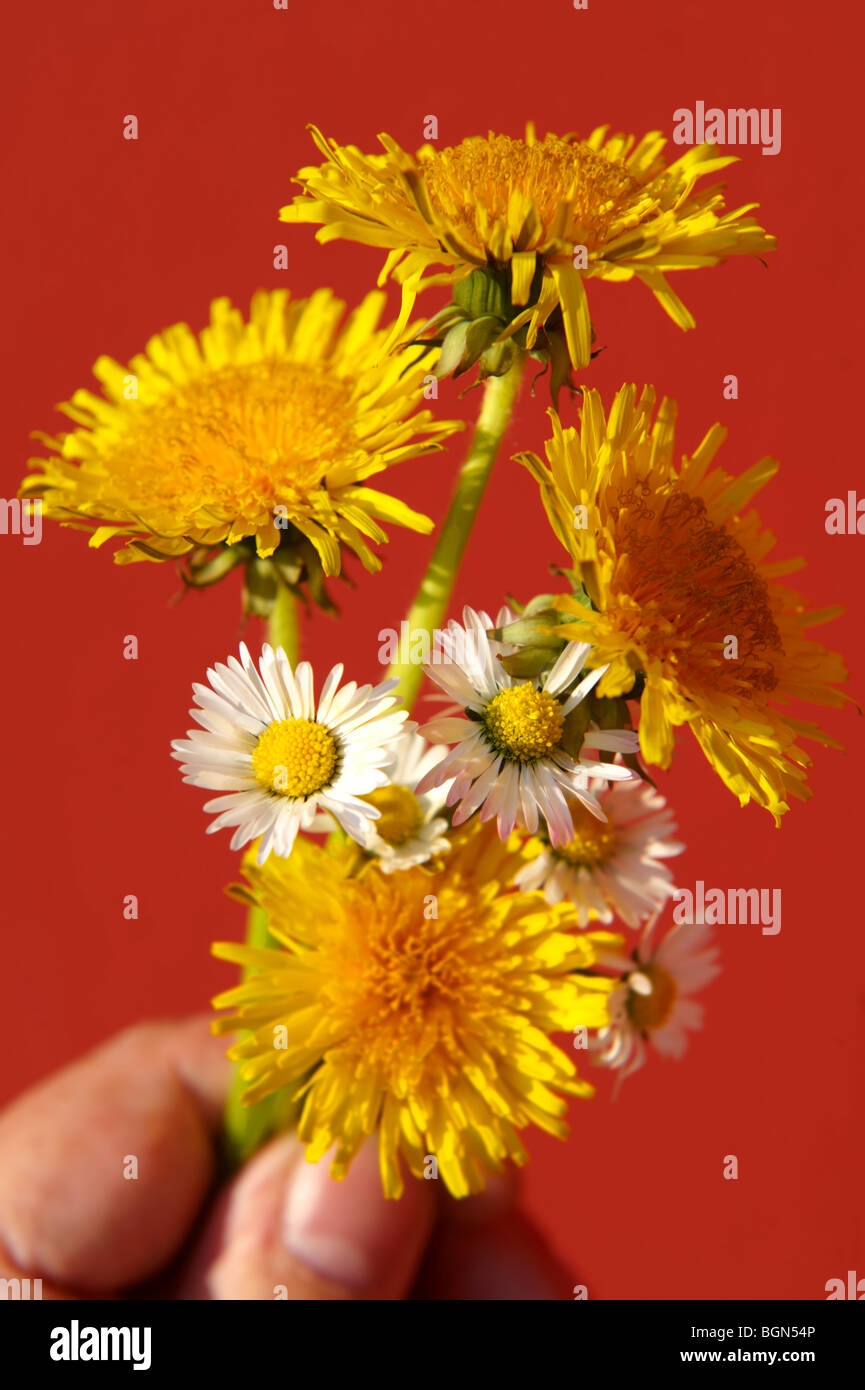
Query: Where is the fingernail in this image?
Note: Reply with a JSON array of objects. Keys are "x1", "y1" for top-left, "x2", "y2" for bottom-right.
[{"x1": 282, "y1": 1139, "x2": 412, "y2": 1291}]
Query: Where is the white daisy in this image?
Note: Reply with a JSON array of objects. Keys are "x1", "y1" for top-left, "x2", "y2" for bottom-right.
[
  {"x1": 513, "y1": 778, "x2": 684, "y2": 926},
  {"x1": 171, "y1": 642, "x2": 411, "y2": 864},
  {"x1": 591, "y1": 916, "x2": 722, "y2": 1081},
  {"x1": 416, "y1": 605, "x2": 639, "y2": 846},
  {"x1": 351, "y1": 730, "x2": 452, "y2": 871}
]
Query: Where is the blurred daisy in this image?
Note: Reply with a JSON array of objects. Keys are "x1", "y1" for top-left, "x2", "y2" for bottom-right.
[
  {"x1": 353, "y1": 730, "x2": 452, "y2": 871},
  {"x1": 519, "y1": 385, "x2": 848, "y2": 823},
  {"x1": 514, "y1": 778, "x2": 684, "y2": 926},
  {"x1": 282, "y1": 124, "x2": 775, "y2": 367},
  {"x1": 213, "y1": 821, "x2": 620, "y2": 1198},
  {"x1": 416, "y1": 606, "x2": 639, "y2": 847},
  {"x1": 591, "y1": 917, "x2": 722, "y2": 1080},
  {"x1": 20, "y1": 289, "x2": 461, "y2": 583},
  {"x1": 171, "y1": 642, "x2": 410, "y2": 863}
]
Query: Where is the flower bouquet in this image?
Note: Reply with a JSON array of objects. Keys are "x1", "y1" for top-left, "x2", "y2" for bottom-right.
[{"x1": 21, "y1": 122, "x2": 847, "y2": 1205}]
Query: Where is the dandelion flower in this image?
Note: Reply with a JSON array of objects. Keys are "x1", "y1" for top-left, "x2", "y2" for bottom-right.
[
  {"x1": 514, "y1": 778, "x2": 684, "y2": 926},
  {"x1": 591, "y1": 917, "x2": 721, "y2": 1080},
  {"x1": 416, "y1": 606, "x2": 639, "y2": 846},
  {"x1": 518, "y1": 386, "x2": 847, "y2": 823},
  {"x1": 212, "y1": 822, "x2": 620, "y2": 1198},
  {"x1": 171, "y1": 642, "x2": 410, "y2": 863},
  {"x1": 282, "y1": 125, "x2": 775, "y2": 368},
  {"x1": 21, "y1": 289, "x2": 461, "y2": 591}
]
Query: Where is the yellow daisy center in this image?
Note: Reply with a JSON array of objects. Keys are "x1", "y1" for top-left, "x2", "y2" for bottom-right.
[
  {"x1": 626, "y1": 964, "x2": 677, "y2": 1031},
  {"x1": 100, "y1": 361, "x2": 358, "y2": 523},
  {"x1": 251, "y1": 718, "x2": 338, "y2": 798},
  {"x1": 420, "y1": 134, "x2": 642, "y2": 253},
  {"x1": 483, "y1": 685, "x2": 565, "y2": 763},
  {"x1": 554, "y1": 800, "x2": 617, "y2": 865},
  {"x1": 615, "y1": 489, "x2": 783, "y2": 695},
  {"x1": 361, "y1": 784, "x2": 425, "y2": 846}
]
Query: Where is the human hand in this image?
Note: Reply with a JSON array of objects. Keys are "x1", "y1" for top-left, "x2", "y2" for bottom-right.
[{"x1": 0, "y1": 1018, "x2": 570, "y2": 1300}]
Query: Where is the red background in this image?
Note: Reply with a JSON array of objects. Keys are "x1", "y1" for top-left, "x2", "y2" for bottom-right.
[{"x1": 1, "y1": 0, "x2": 862, "y2": 1299}]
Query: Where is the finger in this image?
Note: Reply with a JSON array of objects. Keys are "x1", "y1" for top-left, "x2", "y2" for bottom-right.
[
  {"x1": 414, "y1": 1168, "x2": 571, "y2": 1300},
  {"x1": 0, "y1": 1016, "x2": 230, "y2": 1293},
  {"x1": 193, "y1": 1132, "x2": 436, "y2": 1301}
]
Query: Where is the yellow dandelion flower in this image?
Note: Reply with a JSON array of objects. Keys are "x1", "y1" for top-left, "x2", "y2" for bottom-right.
[
  {"x1": 212, "y1": 823, "x2": 619, "y2": 1198},
  {"x1": 20, "y1": 288, "x2": 461, "y2": 584},
  {"x1": 517, "y1": 386, "x2": 848, "y2": 824},
  {"x1": 281, "y1": 124, "x2": 775, "y2": 369}
]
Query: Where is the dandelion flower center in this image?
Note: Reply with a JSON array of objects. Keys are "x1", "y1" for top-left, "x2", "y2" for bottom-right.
[
  {"x1": 319, "y1": 879, "x2": 546, "y2": 1078},
  {"x1": 420, "y1": 134, "x2": 641, "y2": 252},
  {"x1": 626, "y1": 964, "x2": 677, "y2": 1031},
  {"x1": 617, "y1": 490, "x2": 783, "y2": 694},
  {"x1": 361, "y1": 784, "x2": 425, "y2": 846},
  {"x1": 107, "y1": 361, "x2": 358, "y2": 520},
  {"x1": 356, "y1": 904, "x2": 474, "y2": 1027},
  {"x1": 483, "y1": 685, "x2": 565, "y2": 763},
  {"x1": 251, "y1": 718, "x2": 338, "y2": 798},
  {"x1": 555, "y1": 801, "x2": 617, "y2": 865}
]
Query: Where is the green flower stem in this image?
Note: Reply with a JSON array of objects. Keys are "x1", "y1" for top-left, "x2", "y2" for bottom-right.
[
  {"x1": 269, "y1": 579, "x2": 300, "y2": 665},
  {"x1": 387, "y1": 353, "x2": 525, "y2": 710},
  {"x1": 219, "y1": 586, "x2": 300, "y2": 1173},
  {"x1": 219, "y1": 905, "x2": 277, "y2": 1173}
]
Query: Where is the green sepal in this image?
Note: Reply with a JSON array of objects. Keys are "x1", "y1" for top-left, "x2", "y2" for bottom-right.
[
  {"x1": 559, "y1": 699, "x2": 594, "y2": 758},
  {"x1": 566, "y1": 582, "x2": 594, "y2": 611},
  {"x1": 411, "y1": 302, "x2": 468, "y2": 343},
  {"x1": 437, "y1": 315, "x2": 505, "y2": 379},
  {"x1": 453, "y1": 267, "x2": 512, "y2": 321},
  {"x1": 270, "y1": 550, "x2": 303, "y2": 587},
  {"x1": 242, "y1": 554, "x2": 279, "y2": 618},
  {"x1": 477, "y1": 337, "x2": 519, "y2": 380},
  {"x1": 492, "y1": 610, "x2": 561, "y2": 648},
  {"x1": 583, "y1": 694, "x2": 649, "y2": 783},
  {"x1": 179, "y1": 524, "x2": 344, "y2": 621},
  {"x1": 498, "y1": 647, "x2": 555, "y2": 679},
  {"x1": 181, "y1": 543, "x2": 247, "y2": 588}
]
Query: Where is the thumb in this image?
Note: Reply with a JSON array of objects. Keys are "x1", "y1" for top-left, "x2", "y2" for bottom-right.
[{"x1": 186, "y1": 1132, "x2": 436, "y2": 1300}]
